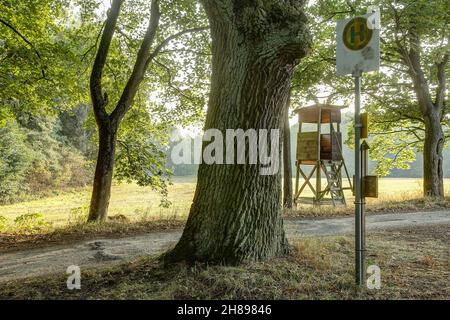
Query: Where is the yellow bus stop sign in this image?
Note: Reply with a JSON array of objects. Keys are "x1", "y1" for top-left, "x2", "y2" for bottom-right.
[
  {"x1": 336, "y1": 13, "x2": 380, "y2": 76},
  {"x1": 343, "y1": 17, "x2": 373, "y2": 51}
]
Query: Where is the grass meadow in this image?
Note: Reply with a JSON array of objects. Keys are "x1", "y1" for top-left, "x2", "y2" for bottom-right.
[{"x1": 0, "y1": 177, "x2": 449, "y2": 235}]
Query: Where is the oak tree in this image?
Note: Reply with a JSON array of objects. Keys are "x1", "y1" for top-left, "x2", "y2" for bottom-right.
[{"x1": 165, "y1": 0, "x2": 310, "y2": 264}]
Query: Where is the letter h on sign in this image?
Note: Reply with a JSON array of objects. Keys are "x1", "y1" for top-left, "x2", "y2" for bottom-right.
[{"x1": 351, "y1": 23, "x2": 365, "y2": 44}]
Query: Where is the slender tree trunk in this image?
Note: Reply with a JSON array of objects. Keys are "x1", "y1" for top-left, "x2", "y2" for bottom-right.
[
  {"x1": 88, "y1": 123, "x2": 118, "y2": 222},
  {"x1": 87, "y1": 0, "x2": 161, "y2": 221},
  {"x1": 164, "y1": 0, "x2": 309, "y2": 264},
  {"x1": 283, "y1": 94, "x2": 293, "y2": 209},
  {"x1": 423, "y1": 113, "x2": 444, "y2": 198}
]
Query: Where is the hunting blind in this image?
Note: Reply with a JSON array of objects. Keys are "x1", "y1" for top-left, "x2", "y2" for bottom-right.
[{"x1": 293, "y1": 104, "x2": 353, "y2": 206}]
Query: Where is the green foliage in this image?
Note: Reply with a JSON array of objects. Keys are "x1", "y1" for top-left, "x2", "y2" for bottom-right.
[
  {"x1": 0, "y1": 0, "x2": 211, "y2": 209},
  {"x1": 0, "y1": 0, "x2": 90, "y2": 114},
  {"x1": 21, "y1": 115, "x2": 93, "y2": 192},
  {"x1": 17, "y1": 110, "x2": 93, "y2": 187},
  {"x1": 57, "y1": 105, "x2": 95, "y2": 158},
  {"x1": 0, "y1": 110, "x2": 93, "y2": 203},
  {"x1": 14, "y1": 213, "x2": 51, "y2": 233},
  {"x1": 115, "y1": 106, "x2": 173, "y2": 208}
]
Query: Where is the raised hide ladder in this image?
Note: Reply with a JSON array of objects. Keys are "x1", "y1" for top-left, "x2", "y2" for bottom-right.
[{"x1": 319, "y1": 160, "x2": 347, "y2": 206}]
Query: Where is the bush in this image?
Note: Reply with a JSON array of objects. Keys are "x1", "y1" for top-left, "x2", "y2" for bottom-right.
[
  {"x1": 25, "y1": 145, "x2": 92, "y2": 193},
  {"x1": 0, "y1": 120, "x2": 32, "y2": 203},
  {"x1": 0, "y1": 215, "x2": 8, "y2": 232},
  {"x1": 0, "y1": 114, "x2": 93, "y2": 203},
  {"x1": 68, "y1": 206, "x2": 89, "y2": 225},
  {"x1": 14, "y1": 213, "x2": 51, "y2": 233}
]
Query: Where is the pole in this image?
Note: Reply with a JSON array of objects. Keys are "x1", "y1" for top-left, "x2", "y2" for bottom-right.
[
  {"x1": 353, "y1": 70, "x2": 365, "y2": 287},
  {"x1": 361, "y1": 141, "x2": 369, "y2": 266}
]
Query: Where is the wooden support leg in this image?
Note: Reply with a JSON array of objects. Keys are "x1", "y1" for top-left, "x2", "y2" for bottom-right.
[
  {"x1": 315, "y1": 161, "x2": 321, "y2": 205},
  {"x1": 294, "y1": 165, "x2": 317, "y2": 202},
  {"x1": 294, "y1": 163, "x2": 300, "y2": 206}
]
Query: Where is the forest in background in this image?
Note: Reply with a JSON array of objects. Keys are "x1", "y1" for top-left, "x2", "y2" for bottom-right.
[
  {"x1": 169, "y1": 114, "x2": 450, "y2": 178},
  {"x1": 2, "y1": 102, "x2": 448, "y2": 206},
  {"x1": 0, "y1": 105, "x2": 94, "y2": 204}
]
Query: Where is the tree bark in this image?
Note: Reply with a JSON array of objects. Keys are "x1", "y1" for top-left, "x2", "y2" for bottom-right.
[
  {"x1": 405, "y1": 35, "x2": 446, "y2": 199},
  {"x1": 423, "y1": 113, "x2": 444, "y2": 198},
  {"x1": 88, "y1": 123, "x2": 118, "y2": 222},
  {"x1": 164, "y1": 0, "x2": 309, "y2": 264},
  {"x1": 87, "y1": 0, "x2": 123, "y2": 222},
  {"x1": 283, "y1": 93, "x2": 293, "y2": 209}
]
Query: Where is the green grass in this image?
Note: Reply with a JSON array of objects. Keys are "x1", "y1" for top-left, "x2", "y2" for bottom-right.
[
  {"x1": 0, "y1": 177, "x2": 449, "y2": 233},
  {"x1": 0, "y1": 176, "x2": 195, "y2": 229},
  {"x1": 1, "y1": 224, "x2": 448, "y2": 300}
]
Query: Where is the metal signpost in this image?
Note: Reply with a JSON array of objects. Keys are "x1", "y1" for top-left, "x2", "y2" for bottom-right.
[
  {"x1": 336, "y1": 7, "x2": 380, "y2": 287},
  {"x1": 353, "y1": 70, "x2": 364, "y2": 286}
]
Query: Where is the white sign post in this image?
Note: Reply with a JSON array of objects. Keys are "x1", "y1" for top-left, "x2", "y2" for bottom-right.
[{"x1": 336, "y1": 8, "x2": 380, "y2": 287}]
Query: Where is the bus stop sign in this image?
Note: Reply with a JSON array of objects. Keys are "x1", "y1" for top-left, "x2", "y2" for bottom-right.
[
  {"x1": 343, "y1": 17, "x2": 373, "y2": 51},
  {"x1": 336, "y1": 7, "x2": 381, "y2": 287},
  {"x1": 336, "y1": 11, "x2": 380, "y2": 76}
]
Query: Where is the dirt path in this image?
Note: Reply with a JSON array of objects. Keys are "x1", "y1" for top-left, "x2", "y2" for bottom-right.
[{"x1": 1, "y1": 210, "x2": 449, "y2": 283}]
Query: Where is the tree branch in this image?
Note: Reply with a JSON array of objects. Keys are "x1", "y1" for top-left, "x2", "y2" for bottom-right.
[
  {"x1": 318, "y1": 10, "x2": 354, "y2": 25},
  {"x1": 90, "y1": 0, "x2": 124, "y2": 127},
  {"x1": 159, "y1": 48, "x2": 211, "y2": 56},
  {"x1": 81, "y1": 21, "x2": 105, "y2": 63},
  {"x1": 0, "y1": 17, "x2": 46, "y2": 78},
  {"x1": 111, "y1": 0, "x2": 161, "y2": 124},
  {"x1": 392, "y1": 140, "x2": 421, "y2": 162},
  {"x1": 0, "y1": 18, "x2": 41, "y2": 59},
  {"x1": 146, "y1": 26, "x2": 209, "y2": 65},
  {"x1": 435, "y1": 53, "x2": 448, "y2": 110},
  {"x1": 154, "y1": 59, "x2": 199, "y2": 104}
]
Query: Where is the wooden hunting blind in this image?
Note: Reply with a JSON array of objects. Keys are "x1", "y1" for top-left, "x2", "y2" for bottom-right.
[{"x1": 293, "y1": 104, "x2": 353, "y2": 206}]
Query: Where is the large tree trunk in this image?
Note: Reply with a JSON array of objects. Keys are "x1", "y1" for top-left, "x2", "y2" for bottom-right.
[
  {"x1": 406, "y1": 38, "x2": 446, "y2": 199},
  {"x1": 283, "y1": 94, "x2": 293, "y2": 209},
  {"x1": 423, "y1": 113, "x2": 444, "y2": 198},
  {"x1": 164, "y1": 0, "x2": 309, "y2": 264},
  {"x1": 88, "y1": 124, "x2": 118, "y2": 222}
]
